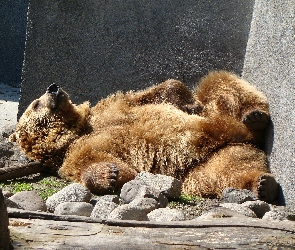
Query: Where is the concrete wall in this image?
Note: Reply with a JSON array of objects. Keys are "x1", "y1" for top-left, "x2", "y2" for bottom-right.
[
  {"x1": 243, "y1": 1, "x2": 295, "y2": 207},
  {"x1": 0, "y1": 0, "x2": 28, "y2": 87},
  {"x1": 12, "y1": 0, "x2": 295, "y2": 207},
  {"x1": 19, "y1": 0, "x2": 254, "y2": 116}
]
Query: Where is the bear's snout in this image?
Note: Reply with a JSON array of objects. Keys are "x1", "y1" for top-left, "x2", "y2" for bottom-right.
[{"x1": 47, "y1": 83, "x2": 60, "y2": 95}]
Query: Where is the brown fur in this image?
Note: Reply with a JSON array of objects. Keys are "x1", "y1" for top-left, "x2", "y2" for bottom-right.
[{"x1": 11, "y1": 71, "x2": 273, "y2": 199}]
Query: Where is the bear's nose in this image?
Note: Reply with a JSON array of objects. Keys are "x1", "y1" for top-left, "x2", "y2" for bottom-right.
[{"x1": 47, "y1": 83, "x2": 60, "y2": 94}]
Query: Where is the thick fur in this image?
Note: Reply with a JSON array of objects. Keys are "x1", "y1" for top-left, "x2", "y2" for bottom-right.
[{"x1": 11, "y1": 71, "x2": 273, "y2": 199}]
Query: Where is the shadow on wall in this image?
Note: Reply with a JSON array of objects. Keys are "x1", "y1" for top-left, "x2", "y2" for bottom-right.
[
  {"x1": 264, "y1": 121, "x2": 285, "y2": 205},
  {"x1": 264, "y1": 120, "x2": 274, "y2": 156},
  {"x1": 0, "y1": 0, "x2": 29, "y2": 87}
]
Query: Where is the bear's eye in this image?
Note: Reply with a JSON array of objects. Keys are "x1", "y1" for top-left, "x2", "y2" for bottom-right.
[{"x1": 32, "y1": 100, "x2": 41, "y2": 110}]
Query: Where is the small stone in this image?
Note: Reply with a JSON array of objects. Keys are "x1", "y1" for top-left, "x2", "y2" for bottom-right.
[
  {"x1": 120, "y1": 180, "x2": 168, "y2": 207},
  {"x1": 262, "y1": 210, "x2": 288, "y2": 221},
  {"x1": 99, "y1": 195, "x2": 120, "y2": 204},
  {"x1": 5, "y1": 198, "x2": 22, "y2": 209},
  {"x1": 108, "y1": 198, "x2": 158, "y2": 221},
  {"x1": 222, "y1": 188, "x2": 258, "y2": 204},
  {"x1": 147, "y1": 208, "x2": 186, "y2": 222},
  {"x1": 91, "y1": 200, "x2": 119, "y2": 220},
  {"x1": 46, "y1": 183, "x2": 92, "y2": 212},
  {"x1": 2, "y1": 191, "x2": 13, "y2": 198},
  {"x1": 91, "y1": 195, "x2": 120, "y2": 206},
  {"x1": 1, "y1": 124, "x2": 15, "y2": 138},
  {"x1": 9, "y1": 191, "x2": 46, "y2": 212},
  {"x1": 135, "y1": 172, "x2": 182, "y2": 198},
  {"x1": 54, "y1": 202, "x2": 94, "y2": 217},
  {"x1": 120, "y1": 180, "x2": 149, "y2": 203},
  {"x1": 242, "y1": 200, "x2": 270, "y2": 218},
  {"x1": 220, "y1": 203, "x2": 257, "y2": 218}
]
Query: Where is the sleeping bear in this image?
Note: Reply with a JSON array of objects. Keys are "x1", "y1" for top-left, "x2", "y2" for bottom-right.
[{"x1": 10, "y1": 71, "x2": 279, "y2": 202}]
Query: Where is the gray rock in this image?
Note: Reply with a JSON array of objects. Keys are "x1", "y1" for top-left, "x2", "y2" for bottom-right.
[
  {"x1": 263, "y1": 210, "x2": 288, "y2": 221},
  {"x1": 120, "y1": 180, "x2": 148, "y2": 203},
  {"x1": 91, "y1": 195, "x2": 120, "y2": 206},
  {"x1": 222, "y1": 188, "x2": 258, "y2": 204},
  {"x1": 108, "y1": 198, "x2": 158, "y2": 221},
  {"x1": 99, "y1": 195, "x2": 120, "y2": 204},
  {"x1": 242, "y1": 200, "x2": 270, "y2": 218},
  {"x1": 1, "y1": 124, "x2": 16, "y2": 139},
  {"x1": 9, "y1": 191, "x2": 46, "y2": 212},
  {"x1": 147, "y1": 208, "x2": 185, "y2": 222},
  {"x1": 0, "y1": 189, "x2": 11, "y2": 250},
  {"x1": 135, "y1": 172, "x2": 182, "y2": 198},
  {"x1": 129, "y1": 197, "x2": 159, "y2": 211},
  {"x1": 5, "y1": 198, "x2": 23, "y2": 209},
  {"x1": 91, "y1": 200, "x2": 119, "y2": 220},
  {"x1": 2, "y1": 190, "x2": 13, "y2": 198},
  {"x1": 54, "y1": 202, "x2": 93, "y2": 217},
  {"x1": 46, "y1": 183, "x2": 92, "y2": 212},
  {"x1": 220, "y1": 203, "x2": 257, "y2": 218},
  {"x1": 120, "y1": 179, "x2": 168, "y2": 207}
]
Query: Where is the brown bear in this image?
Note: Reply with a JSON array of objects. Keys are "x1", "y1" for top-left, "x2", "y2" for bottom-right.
[{"x1": 10, "y1": 71, "x2": 278, "y2": 202}]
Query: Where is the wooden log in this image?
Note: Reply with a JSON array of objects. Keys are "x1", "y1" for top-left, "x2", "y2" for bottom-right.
[{"x1": 0, "y1": 162, "x2": 45, "y2": 181}]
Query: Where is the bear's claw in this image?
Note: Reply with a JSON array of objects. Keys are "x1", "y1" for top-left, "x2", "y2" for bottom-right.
[
  {"x1": 107, "y1": 163, "x2": 119, "y2": 190},
  {"x1": 242, "y1": 110, "x2": 270, "y2": 130},
  {"x1": 253, "y1": 173, "x2": 279, "y2": 203},
  {"x1": 80, "y1": 162, "x2": 119, "y2": 194}
]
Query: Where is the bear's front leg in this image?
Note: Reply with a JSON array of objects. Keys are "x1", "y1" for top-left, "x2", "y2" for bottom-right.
[
  {"x1": 126, "y1": 79, "x2": 204, "y2": 114},
  {"x1": 80, "y1": 161, "x2": 137, "y2": 194},
  {"x1": 80, "y1": 162, "x2": 119, "y2": 194},
  {"x1": 242, "y1": 110, "x2": 270, "y2": 130}
]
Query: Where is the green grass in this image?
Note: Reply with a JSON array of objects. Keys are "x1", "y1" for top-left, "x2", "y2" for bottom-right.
[
  {"x1": 0, "y1": 174, "x2": 70, "y2": 200},
  {"x1": 178, "y1": 193, "x2": 203, "y2": 204}
]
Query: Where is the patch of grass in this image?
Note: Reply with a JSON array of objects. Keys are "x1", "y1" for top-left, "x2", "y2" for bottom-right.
[
  {"x1": 168, "y1": 193, "x2": 203, "y2": 209},
  {"x1": 0, "y1": 173, "x2": 70, "y2": 200},
  {"x1": 0, "y1": 181, "x2": 34, "y2": 193},
  {"x1": 36, "y1": 177, "x2": 70, "y2": 200},
  {"x1": 178, "y1": 193, "x2": 203, "y2": 204}
]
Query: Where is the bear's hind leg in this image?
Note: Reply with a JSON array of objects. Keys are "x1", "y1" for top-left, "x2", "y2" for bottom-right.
[
  {"x1": 182, "y1": 144, "x2": 278, "y2": 203},
  {"x1": 252, "y1": 173, "x2": 279, "y2": 203}
]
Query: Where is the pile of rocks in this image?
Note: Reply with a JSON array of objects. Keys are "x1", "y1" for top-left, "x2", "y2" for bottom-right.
[{"x1": 3, "y1": 172, "x2": 293, "y2": 222}]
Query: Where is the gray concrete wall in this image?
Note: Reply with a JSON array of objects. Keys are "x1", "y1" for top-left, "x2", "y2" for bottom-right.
[
  {"x1": 0, "y1": 0, "x2": 28, "y2": 87},
  {"x1": 243, "y1": 1, "x2": 295, "y2": 207},
  {"x1": 19, "y1": 0, "x2": 254, "y2": 116}
]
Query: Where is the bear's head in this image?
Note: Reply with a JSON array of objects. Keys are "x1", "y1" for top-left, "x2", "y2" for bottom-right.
[{"x1": 10, "y1": 83, "x2": 91, "y2": 169}]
